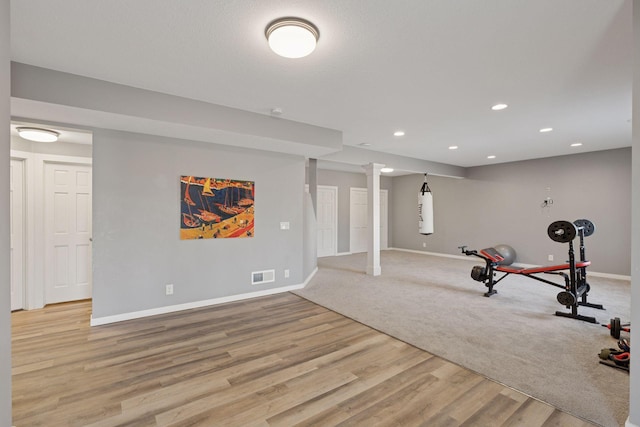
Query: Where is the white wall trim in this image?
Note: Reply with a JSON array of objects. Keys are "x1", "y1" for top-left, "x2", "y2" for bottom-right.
[
  {"x1": 388, "y1": 247, "x2": 632, "y2": 281},
  {"x1": 336, "y1": 252, "x2": 353, "y2": 256},
  {"x1": 91, "y1": 284, "x2": 305, "y2": 326},
  {"x1": 90, "y1": 268, "x2": 318, "y2": 327},
  {"x1": 626, "y1": 417, "x2": 638, "y2": 427}
]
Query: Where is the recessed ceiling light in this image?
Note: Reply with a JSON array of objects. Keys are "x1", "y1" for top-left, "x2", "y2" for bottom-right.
[
  {"x1": 491, "y1": 104, "x2": 508, "y2": 111},
  {"x1": 539, "y1": 127, "x2": 553, "y2": 133},
  {"x1": 380, "y1": 167, "x2": 394, "y2": 173},
  {"x1": 393, "y1": 131, "x2": 405, "y2": 137},
  {"x1": 358, "y1": 143, "x2": 371, "y2": 147},
  {"x1": 265, "y1": 17, "x2": 319, "y2": 58},
  {"x1": 16, "y1": 127, "x2": 59, "y2": 142},
  {"x1": 487, "y1": 155, "x2": 496, "y2": 159},
  {"x1": 570, "y1": 142, "x2": 583, "y2": 147},
  {"x1": 448, "y1": 146, "x2": 458, "y2": 150}
]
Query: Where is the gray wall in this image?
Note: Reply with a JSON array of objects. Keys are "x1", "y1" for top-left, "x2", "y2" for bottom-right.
[
  {"x1": 316, "y1": 169, "x2": 392, "y2": 254},
  {"x1": 392, "y1": 148, "x2": 631, "y2": 276},
  {"x1": 11, "y1": 135, "x2": 92, "y2": 157},
  {"x1": 629, "y1": 1, "x2": 639, "y2": 424},
  {"x1": 92, "y1": 130, "x2": 306, "y2": 319},
  {"x1": 1, "y1": 0, "x2": 11, "y2": 424}
]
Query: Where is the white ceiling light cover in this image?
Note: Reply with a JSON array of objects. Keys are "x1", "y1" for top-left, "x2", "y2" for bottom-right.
[
  {"x1": 17, "y1": 127, "x2": 59, "y2": 142},
  {"x1": 266, "y1": 18, "x2": 319, "y2": 58}
]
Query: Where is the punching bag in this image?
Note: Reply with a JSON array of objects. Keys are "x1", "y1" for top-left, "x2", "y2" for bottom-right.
[{"x1": 418, "y1": 174, "x2": 434, "y2": 235}]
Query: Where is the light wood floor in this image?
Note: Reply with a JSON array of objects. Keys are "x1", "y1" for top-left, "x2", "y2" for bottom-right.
[{"x1": 12, "y1": 293, "x2": 595, "y2": 427}]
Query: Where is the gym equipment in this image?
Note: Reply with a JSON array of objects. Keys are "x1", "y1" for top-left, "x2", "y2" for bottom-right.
[
  {"x1": 598, "y1": 347, "x2": 630, "y2": 372},
  {"x1": 493, "y1": 244, "x2": 516, "y2": 266},
  {"x1": 603, "y1": 317, "x2": 631, "y2": 339},
  {"x1": 459, "y1": 219, "x2": 604, "y2": 323},
  {"x1": 418, "y1": 173, "x2": 433, "y2": 235}
]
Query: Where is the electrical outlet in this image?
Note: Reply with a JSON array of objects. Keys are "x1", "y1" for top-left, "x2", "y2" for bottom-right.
[
  {"x1": 548, "y1": 254, "x2": 554, "y2": 261},
  {"x1": 284, "y1": 269, "x2": 290, "y2": 278},
  {"x1": 166, "y1": 284, "x2": 174, "y2": 295}
]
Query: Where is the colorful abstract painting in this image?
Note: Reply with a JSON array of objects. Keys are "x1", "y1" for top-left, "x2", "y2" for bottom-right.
[{"x1": 180, "y1": 176, "x2": 254, "y2": 240}]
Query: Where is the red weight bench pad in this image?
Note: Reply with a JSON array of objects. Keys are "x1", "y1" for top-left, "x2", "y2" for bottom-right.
[
  {"x1": 496, "y1": 261, "x2": 591, "y2": 275},
  {"x1": 479, "y1": 248, "x2": 504, "y2": 263}
]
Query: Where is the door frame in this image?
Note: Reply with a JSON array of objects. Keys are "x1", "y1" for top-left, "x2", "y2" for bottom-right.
[
  {"x1": 10, "y1": 157, "x2": 25, "y2": 310},
  {"x1": 11, "y1": 150, "x2": 92, "y2": 309},
  {"x1": 43, "y1": 160, "x2": 93, "y2": 304}
]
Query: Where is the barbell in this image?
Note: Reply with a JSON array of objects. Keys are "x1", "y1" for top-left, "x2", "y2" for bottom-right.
[{"x1": 547, "y1": 219, "x2": 595, "y2": 243}]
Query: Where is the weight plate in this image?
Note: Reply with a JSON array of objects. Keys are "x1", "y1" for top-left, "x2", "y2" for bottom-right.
[
  {"x1": 547, "y1": 220, "x2": 577, "y2": 243},
  {"x1": 573, "y1": 219, "x2": 596, "y2": 237},
  {"x1": 557, "y1": 291, "x2": 576, "y2": 307},
  {"x1": 611, "y1": 317, "x2": 621, "y2": 339}
]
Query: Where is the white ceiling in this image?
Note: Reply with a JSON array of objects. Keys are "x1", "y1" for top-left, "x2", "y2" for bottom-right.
[{"x1": 10, "y1": 0, "x2": 632, "y2": 168}]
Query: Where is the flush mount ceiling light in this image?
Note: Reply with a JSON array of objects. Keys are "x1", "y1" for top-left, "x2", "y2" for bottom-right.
[
  {"x1": 16, "y1": 127, "x2": 59, "y2": 142},
  {"x1": 380, "y1": 167, "x2": 394, "y2": 173},
  {"x1": 487, "y1": 155, "x2": 496, "y2": 159},
  {"x1": 539, "y1": 127, "x2": 553, "y2": 133},
  {"x1": 266, "y1": 17, "x2": 319, "y2": 58},
  {"x1": 393, "y1": 131, "x2": 405, "y2": 137},
  {"x1": 491, "y1": 103, "x2": 508, "y2": 111},
  {"x1": 448, "y1": 145, "x2": 458, "y2": 150},
  {"x1": 571, "y1": 142, "x2": 583, "y2": 147}
]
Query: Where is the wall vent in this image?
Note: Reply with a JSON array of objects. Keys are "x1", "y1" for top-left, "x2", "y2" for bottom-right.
[{"x1": 252, "y1": 269, "x2": 275, "y2": 285}]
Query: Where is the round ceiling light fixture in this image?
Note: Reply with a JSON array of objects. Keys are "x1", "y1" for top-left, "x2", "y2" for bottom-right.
[
  {"x1": 16, "y1": 127, "x2": 60, "y2": 142},
  {"x1": 266, "y1": 17, "x2": 319, "y2": 58}
]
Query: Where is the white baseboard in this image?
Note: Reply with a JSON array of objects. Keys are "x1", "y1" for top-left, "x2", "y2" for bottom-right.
[
  {"x1": 388, "y1": 247, "x2": 631, "y2": 281},
  {"x1": 389, "y1": 247, "x2": 471, "y2": 261},
  {"x1": 626, "y1": 417, "x2": 638, "y2": 427},
  {"x1": 90, "y1": 270, "x2": 318, "y2": 327}
]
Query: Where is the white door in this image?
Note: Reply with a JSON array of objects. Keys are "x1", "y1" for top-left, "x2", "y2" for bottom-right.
[
  {"x1": 317, "y1": 186, "x2": 338, "y2": 257},
  {"x1": 44, "y1": 162, "x2": 92, "y2": 304},
  {"x1": 10, "y1": 159, "x2": 25, "y2": 310},
  {"x1": 349, "y1": 188, "x2": 389, "y2": 253},
  {"x1": 349, "y1": 188, "x2": 368, "y2": 253}
]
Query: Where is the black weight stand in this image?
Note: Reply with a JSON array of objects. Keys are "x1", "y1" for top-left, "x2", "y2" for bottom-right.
[{"x1": 553, "y1": 227, "x2": 603, "y2": 323}]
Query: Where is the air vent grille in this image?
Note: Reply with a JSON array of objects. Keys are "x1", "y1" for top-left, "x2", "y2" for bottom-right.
[{"x1": 252, "y1": 269, "x2": 275, "y2": 285}]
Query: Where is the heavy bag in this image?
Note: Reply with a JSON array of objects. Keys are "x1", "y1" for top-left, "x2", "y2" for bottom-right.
[{"x1": 419, "y1": 177, "x2": 434, "y2": 235}]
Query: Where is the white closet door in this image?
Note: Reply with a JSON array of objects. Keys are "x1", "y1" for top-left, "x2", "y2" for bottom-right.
[
  {"x1": 350, "y1": 188, "x2": 389, "y2": 253},
  {"x1": 44, "y1": 162, "x2": 93, "y2": 304},
  {"x1": 317, "y1": 186, "x2": 338, "y2": 257}
]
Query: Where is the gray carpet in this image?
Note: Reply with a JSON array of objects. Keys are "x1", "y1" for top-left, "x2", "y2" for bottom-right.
[{"x1": 294, "y1": 251, "x2": 630, "y2": 427}]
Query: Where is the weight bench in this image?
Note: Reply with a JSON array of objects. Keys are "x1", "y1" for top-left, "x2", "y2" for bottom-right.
[{"x1": 460, "y1": 219, "x2": 604, "y2": 323}]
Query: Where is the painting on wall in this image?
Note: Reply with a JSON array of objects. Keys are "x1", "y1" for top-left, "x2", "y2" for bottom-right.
[{"x1": 180, "y1": 175, "x2": 254, "y2": 240}]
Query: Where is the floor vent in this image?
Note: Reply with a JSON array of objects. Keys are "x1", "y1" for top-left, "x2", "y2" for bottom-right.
[{"x1": 252, "y1": 269, "x2": 275, "y2": 285}]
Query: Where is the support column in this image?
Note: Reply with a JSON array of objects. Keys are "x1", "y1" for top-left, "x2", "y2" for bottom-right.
[
  {"x1": 364, "y1": 163, "x2": 384, "y2": 276},
  {"x1": 0, "y1": 0, "x2": 11, "y2": 425},
  {"x1": 308, "y1": 158, "x2": 318, "y2": 215}
]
